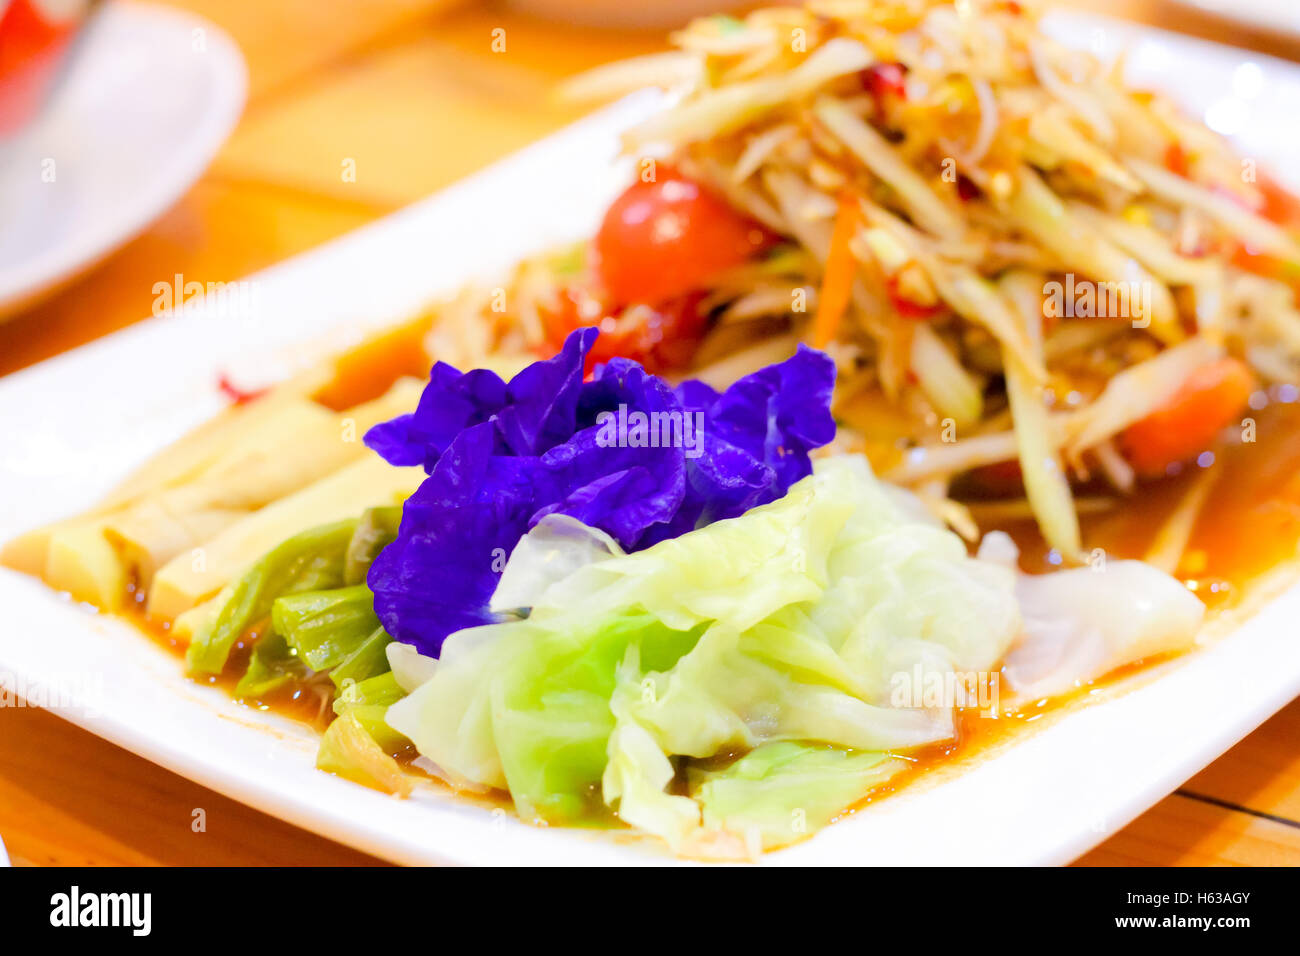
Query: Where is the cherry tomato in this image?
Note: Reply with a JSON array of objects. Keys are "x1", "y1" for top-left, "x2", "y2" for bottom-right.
[
  {"x1": 593, "y1": 170, "x2": 773, "y2": 307},
  {"x1": 540, "y1": 285, "x2": 708, "y2": 374}
]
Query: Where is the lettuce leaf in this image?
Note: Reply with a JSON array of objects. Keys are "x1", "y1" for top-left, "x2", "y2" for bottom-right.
[
  {"x1": 272, "y1": 584, "x2": 380, "y2": 672},
  {"x1": 185, "y1": 519, "x2": 356, "y2": 675}
]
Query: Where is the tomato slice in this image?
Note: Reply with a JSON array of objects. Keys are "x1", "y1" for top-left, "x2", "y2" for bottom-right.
[
  {"x1": 1119, "y1": 357, "x2": 1256, "y2": 479},
  {"x1": 593, "y1": 169, "x2": 773, "y2": 308},
  {"x1": 1231, "y1": 173, "x2": 1300, "y2": 291},
  {"x1": 540, "y1": 285, "x2": 708, "y2": 375}
]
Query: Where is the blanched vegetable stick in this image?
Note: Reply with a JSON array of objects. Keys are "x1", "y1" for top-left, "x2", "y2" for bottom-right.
[
  {"x1": 316, "y1": 710, "x2": 412, "y2": 797},
  {"x1": 1004, "y1": 167, "x2": 1181, "y2": 344},
  {"x1": 106, "y1": 505, "x2": 246, "y2": 587},
  {"x1": 104, "y1": 379, "x2": 422, "y2": 587},
  {"x1": 43, "y1": 521, "x2": 128, "y2": 612},
  {"x1": 1000, "y1": 271, "x2": 1081, "y2": 559},
  {"x1": 148, "y1": 455, "x2": 423, "y2": 621},
  {"x1": 2, "y1": 393, "x2": 317, "y2": 578},
  {"x1": 184, "y1": 519, "x2": 357, "y2": 674},
  {"x1": 2, "y1": 513, "x2": 118, "y2": 578},
  {"x1": 96, "y1": 388, "x2": 312, "y2": 512}
]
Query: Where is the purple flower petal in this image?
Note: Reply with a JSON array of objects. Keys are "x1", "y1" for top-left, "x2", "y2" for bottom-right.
[{"x1": 367, "y1": 331, "x2": 837, "y2": 655}]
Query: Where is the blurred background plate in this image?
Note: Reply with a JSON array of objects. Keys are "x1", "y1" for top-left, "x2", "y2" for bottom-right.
[
  {"x1": 0, "y1": 1, "x2": 245, "y2": 319},
  {"x1": 1170, "y1": 0, "x2": 1300, "y2": 41}
]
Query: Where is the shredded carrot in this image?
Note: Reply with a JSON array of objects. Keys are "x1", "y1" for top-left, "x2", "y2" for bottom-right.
[{"x1": 810, "y1": 192, "x2": 862, "y2": 349}]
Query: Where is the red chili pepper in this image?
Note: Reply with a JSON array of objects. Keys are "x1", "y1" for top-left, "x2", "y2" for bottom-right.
[
  {"x1": 217, "y1": 372, "x2": 269, "y2": 405},
  {"x1": 886, "y1": 276, "x2": 946, "y2": 321},
  {"x1": 956, "y1": 173, "x2": 981, "y2": 202},
  {"x1": 861, "y1": 62, "x2": 908, "y2": 103}
]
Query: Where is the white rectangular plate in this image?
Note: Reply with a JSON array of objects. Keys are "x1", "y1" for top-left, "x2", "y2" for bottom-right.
[{"x1": 2, "y1": 13, "x2": 1299, "y2": 866}]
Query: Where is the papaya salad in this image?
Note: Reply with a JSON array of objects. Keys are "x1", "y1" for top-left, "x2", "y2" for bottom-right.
[{"x1": 7, "y1": 0, "x2": 1300, "y2": 859}]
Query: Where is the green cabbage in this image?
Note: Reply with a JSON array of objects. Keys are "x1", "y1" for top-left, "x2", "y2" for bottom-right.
[
  {"x1": 689, "y1": 742, "x2": 909, "y2": 854},
  {"x1": 386, "y1": 456, "x2": 1020, "y2": 854}
]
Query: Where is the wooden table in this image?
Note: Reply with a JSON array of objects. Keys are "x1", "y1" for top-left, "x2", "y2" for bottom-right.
[{"x1": 1, "y1": 0, "x2": 1298, "y2": 866}]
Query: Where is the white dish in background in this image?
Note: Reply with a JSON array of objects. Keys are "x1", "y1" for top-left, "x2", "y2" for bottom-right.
[
  {"x1": 1170, "y1": 0, "x2": 1300, "y2": 42},
  {"x1": 0, "y1": 13, "x2": 1298, "y2": 865},
  {"x1": 0, "y1": 834, "x2": 9, "y2": 867},
  {"x1": 0, "y1": 1, "x2": 246, "y2": 318}
]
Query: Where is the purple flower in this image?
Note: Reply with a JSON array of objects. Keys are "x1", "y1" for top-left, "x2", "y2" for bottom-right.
[{"x1": 365, "y1": 331, "x2": 836, "y2": 656}]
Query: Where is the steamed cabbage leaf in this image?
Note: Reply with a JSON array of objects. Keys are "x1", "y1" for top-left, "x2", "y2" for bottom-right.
[{"x1": 387, "y1": 455, "x2": 1020, "y2": 853}]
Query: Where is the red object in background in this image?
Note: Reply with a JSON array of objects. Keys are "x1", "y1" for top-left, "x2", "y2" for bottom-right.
[
  {"x1": 0, "y1": 0, "x2": 86, "y2": 138},
  {"x1": 217, "y1": 371, "x2": 269, "y2": 405},
  {"x1": 593, "y1": 169, "x2": 774, "y2": 307},
  {"x1": 1231, "y1": 174, "x2": 1300, "y2": 292}
]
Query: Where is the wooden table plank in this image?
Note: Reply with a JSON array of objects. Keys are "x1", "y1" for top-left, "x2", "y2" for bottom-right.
[
  {"x1": 1181, "y1": 700, "x2": 1300, "y2": 823},
  {"x1": 174, "y1": 0, "x2": 462, "y2": 100},
  {"x1": 1077, "y1": 792, "x2": 1300, "y2": 866},
  {"x1": 210, "y1": 6, "x2": 663, "y2": 207},
  {"x1": 0, "y1": 705, "x2": 386, "y2": 866}
]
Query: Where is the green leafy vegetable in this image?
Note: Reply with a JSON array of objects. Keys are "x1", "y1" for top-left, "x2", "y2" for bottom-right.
[
  {"x1": 317, "y1": 711, "x2": 411, "y2": 796},
  {"x1": 688, "y1": 742, "x2": 908, "y2": 853},
  {"x1": 184, "y1": 519, "x2": 356, "y2": 675},
  {"x1": 387, "y1": 456, "x2": 1020, "y2": 854},
  {"x1": 272, "y1": 584, "x2": 380, "y2": 672},
  {"x1": 344, "y1": 506, "x2": 402, "y2": 586},
  {"x1": 329, "y1": 626, "x2": 392, "y2": 691},
  {"x1": 235, "y1": 632, "x2": 310, "y2": 699},
  {"x1": 334, "y1": 672, "x2": 409, "y2": 755}
]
